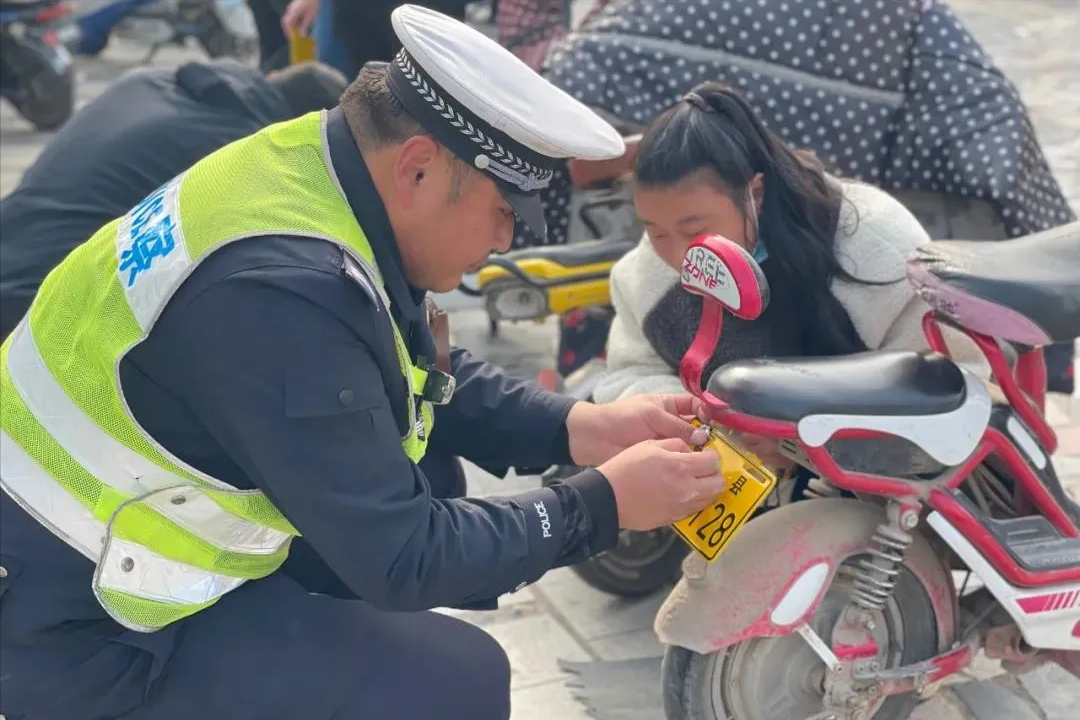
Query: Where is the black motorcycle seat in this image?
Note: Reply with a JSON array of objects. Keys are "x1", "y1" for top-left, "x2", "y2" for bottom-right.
[
  {"x1": 907, "y1": 222, "x2": 1080, "y2": 345},
  {"x1": 500, "y1": 237, "x2": 636, "y2": 268},
  {"x1": 707, "y1": 351, "x2": 967, "y2": 423}
]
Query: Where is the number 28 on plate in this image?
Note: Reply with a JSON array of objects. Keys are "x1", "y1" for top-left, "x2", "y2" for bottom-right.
[{"x1": 671, "y1": 421, "x2": 778, "y2": 562}]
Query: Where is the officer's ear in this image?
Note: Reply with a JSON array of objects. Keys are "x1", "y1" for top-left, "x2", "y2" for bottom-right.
[{"x1": 394, "y1": 135, "x2": 442, "y2": 208}]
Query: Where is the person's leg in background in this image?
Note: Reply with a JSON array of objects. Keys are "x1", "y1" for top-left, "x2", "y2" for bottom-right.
[
  {"x1": 495, "y1": 0, "x2": 572, "y2": 71},
  {"x1": 246, "y1": 0, "x2": 292, "y2": 72},
  {"x1": 514, "y1": 160, "x2": 615, "y2": 382},
  {"x1": 331, "y1": 1, "x2": 469, "y2": 82},
  {"x1": 313, "y1": 0, "x2": 358, "y2": 79}
]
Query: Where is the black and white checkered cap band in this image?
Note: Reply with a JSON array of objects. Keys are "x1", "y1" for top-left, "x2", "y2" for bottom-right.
[{"x1": 387, "y1": 49, "x2": 554, "y2": 194}]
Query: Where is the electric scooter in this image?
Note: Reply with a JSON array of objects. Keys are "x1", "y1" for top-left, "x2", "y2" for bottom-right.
[
  {"x1": 482, "y1": 173, "x2": 1038, "y2": 600},
  {"x1": 657, "y1": 222, "x2": 1080, "y2": 720}
]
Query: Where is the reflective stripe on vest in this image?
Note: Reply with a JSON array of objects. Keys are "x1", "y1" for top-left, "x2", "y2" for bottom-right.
[{"x1": 0, "y1": 111, "x2": 434, "y2": 632}]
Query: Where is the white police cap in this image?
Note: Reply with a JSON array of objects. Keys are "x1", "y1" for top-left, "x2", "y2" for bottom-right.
[{"x1": 387, "y1": 3, "x2": 625, "y2": 238}]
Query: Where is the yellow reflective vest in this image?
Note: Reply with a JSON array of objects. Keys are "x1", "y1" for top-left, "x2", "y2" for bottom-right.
[{"x1": 0, "y1": 111, "x2": 434, "y2": 632}]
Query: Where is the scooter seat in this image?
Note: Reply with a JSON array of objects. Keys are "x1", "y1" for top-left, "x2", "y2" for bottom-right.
[
  {"x1": 707, "y1": 351, "x2": 966, "y2": 423},
  {"x1": 907, "y1": 222, "x2": 1080, "y2": 346},
  {"x1": 499, "y1": 237, "x2": 636, "y2": 268}
]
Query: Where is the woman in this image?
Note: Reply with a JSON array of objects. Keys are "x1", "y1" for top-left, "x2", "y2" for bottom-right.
[
  {"x1": 592, "y1": 81, "x2": 984, "y2": 466},
  {"x1": 246, "y1": 0, "x2": 292, "y2": 72}
]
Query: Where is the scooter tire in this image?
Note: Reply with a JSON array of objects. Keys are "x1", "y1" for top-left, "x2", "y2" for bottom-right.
[
  {"x1": 661, "y1": 555, "x2": 941, "y2": 720},
  {"x1": 569, "y1": 531, "x2": 689, "y2": 598}
]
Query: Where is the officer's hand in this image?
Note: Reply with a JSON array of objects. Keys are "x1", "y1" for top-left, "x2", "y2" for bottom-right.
[
  {"x1": 566, "y1": 394, "x2": 708, "y2": 467},
  {"x1": 597, "y1": 439, "x2": 726, "y2": 531}
]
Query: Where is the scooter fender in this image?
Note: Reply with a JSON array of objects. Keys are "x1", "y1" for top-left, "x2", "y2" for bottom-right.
[{"x1": 654, "y1": 498, "x2": 956, "y2": 655}]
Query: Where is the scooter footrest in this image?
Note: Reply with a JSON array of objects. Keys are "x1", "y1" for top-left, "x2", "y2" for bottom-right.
[{"x1": 984, "y1": 515, "x2": 1080, "y2": 572}]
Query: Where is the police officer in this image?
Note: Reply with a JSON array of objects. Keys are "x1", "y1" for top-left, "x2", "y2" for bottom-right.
[
  {"x1": 0, "y1": 59, "x2": 349, "y2": 341},
  {"x1": 0, "y1": 6, "x2": 727, "y2": 720}
]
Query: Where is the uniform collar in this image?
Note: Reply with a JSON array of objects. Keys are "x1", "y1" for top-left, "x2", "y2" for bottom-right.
[{"x1": 325, "y1": 107, "x2": 425, "y2": 326}]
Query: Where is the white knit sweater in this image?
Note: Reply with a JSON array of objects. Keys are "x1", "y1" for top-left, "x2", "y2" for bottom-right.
[{"x1": 592, "y1": 179, "x2": 985, "y2": 404}]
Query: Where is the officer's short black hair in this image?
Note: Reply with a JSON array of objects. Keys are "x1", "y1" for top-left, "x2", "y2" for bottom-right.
[
  {"x1": 339, "y1": 63, "x2": 423, "y2": 150},
  {"x1": 266, "y1": 62, "x2": 349, "y2": 118},
  {"x1": 339, "y1": 61, "x2": 477, "y2": 198}
]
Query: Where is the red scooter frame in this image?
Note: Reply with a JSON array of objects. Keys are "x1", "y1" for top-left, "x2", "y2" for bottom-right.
[{"x1": 679, "y1": 239, "x2": 1080, "y2": 590}]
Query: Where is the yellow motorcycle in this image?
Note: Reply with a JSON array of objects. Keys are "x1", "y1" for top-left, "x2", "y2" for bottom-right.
[{"x1": 470, "y1": 236, "x2": 629, "y2": 327}]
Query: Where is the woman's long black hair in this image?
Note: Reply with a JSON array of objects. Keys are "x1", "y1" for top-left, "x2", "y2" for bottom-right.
[{"x1": 634, "y1": 81, "x2": 884, "y2": 352}]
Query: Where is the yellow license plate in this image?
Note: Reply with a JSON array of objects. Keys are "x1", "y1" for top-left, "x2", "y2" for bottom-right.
[{"x1": 671, "y1": 423, "x2": 778, "y2": 562}]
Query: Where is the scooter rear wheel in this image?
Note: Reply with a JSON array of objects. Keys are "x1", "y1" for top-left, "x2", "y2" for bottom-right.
[
  {"x1": 662, "y1": 554, "x2": 940, "y2": 720},
  {"x1": 3, "y1": 34, "x2": 74, "y2": 131},
  {"x1": 11, "y1": 71, "x2": 73, "y2": 130},
  {"x1": 572, "y1": 527, "x2": 690, "y2": 598}
]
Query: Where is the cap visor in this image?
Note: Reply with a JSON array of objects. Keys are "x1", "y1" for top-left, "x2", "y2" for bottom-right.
[{"x1": 501, "y1": 187, "x2": 547, "y2": 240}]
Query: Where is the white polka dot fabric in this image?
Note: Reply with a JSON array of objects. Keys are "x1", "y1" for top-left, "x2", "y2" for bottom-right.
[{"x1": 517, "y1": 0, "x2": 1074, "y2": 249}]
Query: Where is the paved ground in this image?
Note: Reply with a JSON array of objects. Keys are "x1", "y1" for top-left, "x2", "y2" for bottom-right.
[{"x1": 1, "y1": 1, "x2": 1077, "y2": 719}]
